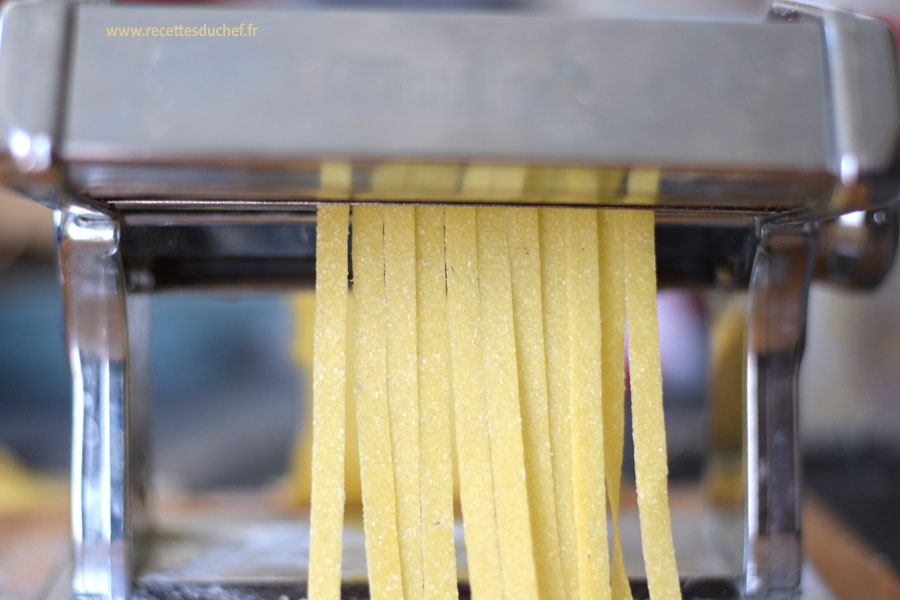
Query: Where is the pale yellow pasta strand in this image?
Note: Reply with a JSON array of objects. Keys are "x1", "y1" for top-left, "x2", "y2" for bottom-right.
[
  {"x1": 505, "y1": 207, "x2": 566, "y2": 600},
  {"x1": 290, "y1": 163, "x2": 360, "y2": 509},
  {"x1": 624, "y1": 209, "x2": 682, "y2": 600},
  {"x1": 352, "y1": 205, "x2": 404, "y2": 600},
  {"x1": 539, "y1": 207, "x2": 580, "y2": 600},
  {"x1": 476, "y1": 207, "x2": 540, "y2": 600},
  {"x1": 444, "y1": 207, "x2": 504, "y2": 600},
  {"x1": 599, "y1": 210, "x2": 630, "y2": 600},
  {"x1": 287, "y1": 291, "x2": 363, "y2": 508},
  {"x1": 384, "y1": 206, "x2": 425, "y2": 600},
  {"x1": 565, "y1": 210, "x2": 612, "y2": 600},
  {"x1": 415, "y1": 206, "x2": 458, "y2": 600},
  {"x1": 308, "y1": 205, "x2": 349, "y2": 600}
]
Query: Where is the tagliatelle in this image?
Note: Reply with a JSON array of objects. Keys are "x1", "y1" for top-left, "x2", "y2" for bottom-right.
[
  {"x1": 566, "y1": 209, "x2": 612, "y2": 600},
  {"x1": 415, "y1": 206, "x2": 458, "y2": 600},
  {"x1": 444, "y1": 206, "x2": 504, "y2": 600},
  {"x1": 384, "y1": 206, "x2": 425, "y2": 600},
  {"x1": 476, "y1": 207, "x2": 540, "y2": 600},
  {"x1": 598, "y1": 209, "x2": 630, "y2": 600},
  {"x1": 307, "y1": 206, "x2": 349, "y2": 600},
  {"x1": 289, "y1": 296, "x2": 362, "y2": 509},
  {"x1": 539, "y1": 207, "x2": 581, "y2": 600},
  {"x1": 305, "y1": 199, "x2": 682, "y2": 600},
  {"x1": 625, "y1": 208, "x2": 682, "y2": 600},
  {"x1": 289, "y1": 162, "x2": 361, "y2": 508},
  {"x1": 506, "y1": 207, "x2": 565, "y2": 600},
  {"x1": 352, "y1": 206, "x2": 404, "y2": 600}
]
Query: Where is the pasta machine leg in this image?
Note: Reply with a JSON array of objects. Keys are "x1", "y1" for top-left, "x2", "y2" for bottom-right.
[
  {"x1": 59, "y1": 207, "x2": 142, "y2": 600},
  {"x1": 744, "y1": 219, "x2": 816, "y2": 599}
]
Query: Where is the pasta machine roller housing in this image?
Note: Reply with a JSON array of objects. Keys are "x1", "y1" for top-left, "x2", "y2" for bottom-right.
[{"x1": 0, "y1": 0, "x2": 899, "y2": 598}]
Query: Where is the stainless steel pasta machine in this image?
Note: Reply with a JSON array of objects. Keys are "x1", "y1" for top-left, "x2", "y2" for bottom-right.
[{"x1": 1, "y1": 0, "x2": 898, "y2": 598}]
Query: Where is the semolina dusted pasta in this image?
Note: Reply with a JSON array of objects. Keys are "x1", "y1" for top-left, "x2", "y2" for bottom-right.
[
  {"x1": 599, "y1": 209, "x2": 630, "y2": 600},
  {"x1": 506, "y1": 207, "x2": 566, "y2": 600},
  {"x1": 384, "y1": 206, "x2": 426, "y2": 600},
  {"x1": 415, "y1": 206, "x2": 458, "y2": 600},
  {"x1": 444, "y1": 206, "x2": 504, "y2": 600},
  {"x1": 475, "y1": 207, "x2": 539, "y2": 600},
  {"x1": 625, "y1": 205, "x2": 682, "y2": 600},
  {"x1": 539, "y1": 207, "x2": 582, "y2": 600},
  {"x1": 290, "y1": 291, "x2": 362, "y2": 509},
  {"x1": 352, "y1": 205, "x2": 404, "y2": 600},
  {"x1": 305, "y1": 196, "x2": 681, "y2": 600},
  {"x1": 307, "y1": 205, "x2": 349, "y2": 600},
  {"x1": 565, "y1": 208, "x2": 612, "y2": 600}
]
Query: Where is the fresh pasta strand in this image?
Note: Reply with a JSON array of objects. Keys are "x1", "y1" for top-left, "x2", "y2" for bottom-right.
[
  {"x1": 352, "y1": 205, "x2": 404, "y2": 600},
  {"x1": 599, "y1": 209, "x2": 630, "y2": 600},
  {"x1": 539, "y1": 207, "x2": 581, "y2": 600},
  {"x1": 415, "y1": 206, "x2": 458, "y2": 600},
  {"x1": 444, "y1": 206, "x2": 504, "y2": 600},
  {"x1": 565, "y1": 209, "x2": 612, "y2": 600},
  {"x1": 308, "y1": 205, "x2": 349, "y2": 600},
  {"x1": 288, "y1": 295, "x2": 363, "y2": 509},
  {"x1": 506, "y1": 207, "x2": 566, "y2": 600},
  {"x1": 624, "y1": 206, "x2": 682, "y2": 600},
  {"x1": 476, "y1": 207, "x2": 540, "y2": 600},
  {"x1": 289, "y1": 163, "x2": 361, "y2": 508},
  {"x1": 384, "y1": 206, "x2": 426, "y2": 600}
]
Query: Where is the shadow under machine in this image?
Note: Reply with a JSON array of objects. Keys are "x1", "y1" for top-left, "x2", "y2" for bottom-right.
[{"x1": 1, "y1": 0, "x2": 899, "y2": 598}]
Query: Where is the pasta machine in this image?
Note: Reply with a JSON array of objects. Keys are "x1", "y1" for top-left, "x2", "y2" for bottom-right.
[{"x1": 1, "y1": 0, "x2": 898, "y2": 597}]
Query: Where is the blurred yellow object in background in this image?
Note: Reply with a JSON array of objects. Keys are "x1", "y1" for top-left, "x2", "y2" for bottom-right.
[
  {"x1": 0, "y1": 446, "x2": 66, "y2": 514},
  {"x1": 706, "y1": 298, "x2": 746, "y2": 507}
]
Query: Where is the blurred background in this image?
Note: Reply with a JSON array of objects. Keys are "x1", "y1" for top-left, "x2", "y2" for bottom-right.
[
  {"x1": 3, "y1": 0, "x2": 898, "y2": 493},
  {"x1": 1, "y1": 0, "x2": 900, "y2": 597},
  {"x1": 0, "y1": 188, "x2": 305, "y2": 491}
]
